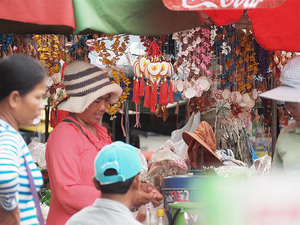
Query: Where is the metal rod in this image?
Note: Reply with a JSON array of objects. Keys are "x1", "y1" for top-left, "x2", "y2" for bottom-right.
[
  {"x1": 112, "y1": 117, "x2": 116, "y2": 142},
  {"x1": 124, "y1": 100, "x2": 130, "y2": 144},
  {"x1": 45, "y1": 98, "x2": 50, "y2": 142},
  {"x1": 271, "y1": 75, "x2": 277, "y2": 160}
]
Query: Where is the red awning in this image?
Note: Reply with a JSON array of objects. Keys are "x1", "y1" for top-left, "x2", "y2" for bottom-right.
[
  {"x1": 162, "y1": 0, "x2": 285, "y2": 10},
  {"x1": 203, "y1": 0, "x2": 300, "y2": 52},
  {"x1": 0, "y1": 0, "x2": 75, "y2": 34}
]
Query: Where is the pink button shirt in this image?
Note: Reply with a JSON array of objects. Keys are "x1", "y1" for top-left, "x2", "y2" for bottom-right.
[{"x1": 45, "y1": 115, "x2": 112, "y2": 225}]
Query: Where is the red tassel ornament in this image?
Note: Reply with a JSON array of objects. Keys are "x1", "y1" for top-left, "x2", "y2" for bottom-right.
[
  {"x1": 132, "y1": 77, "x2": 140, "y2": 104},
  {"x1": 144, "y1": 83, "x2": 151, "y2": 108},
  {"x1": 150, "y1": 82, "x2": 157, "y2": 113},
  {"x1": 159, "y1": 78, "x2": 168, "y2": 106},
  {"x1": 168, "y1": 80, "x2": 174, "y2": 104},
  {"x1": 140, "y1": 77, "x2": 145, "y2": 96}
]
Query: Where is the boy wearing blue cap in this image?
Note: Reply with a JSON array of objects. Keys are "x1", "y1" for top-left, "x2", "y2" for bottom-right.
[{"x1": 65, "y1": 141, "x2": 145, "y2": 225}]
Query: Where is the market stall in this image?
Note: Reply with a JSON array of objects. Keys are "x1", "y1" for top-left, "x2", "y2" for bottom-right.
[{"x1": 1, "y1": 0, "x2": 300, "y2": 224}]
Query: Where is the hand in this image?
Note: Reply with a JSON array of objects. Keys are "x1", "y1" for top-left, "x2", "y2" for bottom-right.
[
  {"x1": 0, "y1": 206, "x2": 20, "y2": 225},
  {"x1": 133, "y1": 183, "x2": 163, "y2": 208},
  {"x1": 143, "y1": 183, "x2": 163, "y2": 207}
]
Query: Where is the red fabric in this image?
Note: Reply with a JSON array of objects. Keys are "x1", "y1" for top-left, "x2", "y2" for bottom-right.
[
  {"x1": 60, "y1": 62, "x2": 68, "y2": 89},
  {"x1": 248, "y1": 0, "x2": 300, "y2": 52},
  {"x1": 46, "y1": 115, "x2": 112, "y2": 225},
  {"x1": 203, "y1": 9, "x2": 244, "y2": 26},
  {"x1": 163, "y1": 0, "x2": 285, "y2": 10},
  {"x1": 50, "y1": 108, "x2": 69, "y2": 128},
  {"x1": 203, "y1": 0, "x2": 300, "y2": 52},
  {"x1": 0, "y1": 0, "x2": 75, "y2": 28}
]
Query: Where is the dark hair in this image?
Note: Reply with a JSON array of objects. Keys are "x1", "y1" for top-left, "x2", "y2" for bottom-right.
[
  {"x1": 99, "y1": 169, "x2": 138, "y2": 194},
  {"x1": 0, "y1": 54, "x2": 46, "y2": 101}
]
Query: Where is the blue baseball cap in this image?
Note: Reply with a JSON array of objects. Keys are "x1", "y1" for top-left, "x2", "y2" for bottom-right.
[{"x1": 94, "y1": 141, "x2": 146, "y2": 185}]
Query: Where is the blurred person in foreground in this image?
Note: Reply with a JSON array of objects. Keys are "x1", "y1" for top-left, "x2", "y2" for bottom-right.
[
  {"x1": 0, "y1": 55, "x2": 46, "y2": 225},
  {"x1": 66, "y1": 141, "x2": 144, "y2": 225},
  {"x1": 45, "y1": 61, "x2": 162, "y2": 225},
  {"x1": 260, "y1": 56, "x2": 300, "y2": 175}
]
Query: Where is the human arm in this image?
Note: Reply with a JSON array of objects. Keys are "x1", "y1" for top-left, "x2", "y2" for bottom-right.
[
  {"x1": 133, "y1": 183, "x2": 163, "y2": 208},
  {"x1": 46, "y1": 124, "x2": 101, "y2": 215},
  {"x1": 0, "y1": 206, "x2": 20, "y2": 225},
  {"x1": 0, "y1": 135, "x2": 21, "y2": 224}
]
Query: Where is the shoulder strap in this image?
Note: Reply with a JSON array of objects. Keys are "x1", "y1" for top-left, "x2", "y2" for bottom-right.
[
  {"x1": 62, "y1": 119, "x2": 91, "y2": 142},
  {"x1": 23, "y1": 156, "x2": 45, "y2": 225}
]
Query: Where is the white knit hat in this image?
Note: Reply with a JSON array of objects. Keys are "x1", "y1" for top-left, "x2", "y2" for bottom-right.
[
  {"x1": 57, "y1": 61, "x2": 123, "y2": 113},
  {"x1": 260, "y1": 56, "x2": 300, "y2": 103}
]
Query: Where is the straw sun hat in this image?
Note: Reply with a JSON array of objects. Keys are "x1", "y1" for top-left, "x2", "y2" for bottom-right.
[
  {"x1": 58, "y1": 61, "x2": 123, "y2": 113},
  {"x1": 182, "y1": 121, "x2": 223, "y2": 168},
  {"x1": 260, "y1": 56, "x2": 300, "y2": 102}
]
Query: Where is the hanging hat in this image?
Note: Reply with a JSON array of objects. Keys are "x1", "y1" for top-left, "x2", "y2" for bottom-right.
[
  {"x1": 260, "y1": 56, "x2": 300, "y2": 103},
  {"x1": 182, "y1": 121, "x2": 223, "y2": 168},
  {"x1": 57, "y1": 61, "x2": 123, "y2": 113}
]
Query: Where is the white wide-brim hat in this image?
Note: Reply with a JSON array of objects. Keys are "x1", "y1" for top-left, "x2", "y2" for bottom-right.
[
  {"x1": 58, "y1": 61, "x2": 123, "y2": 113},
  {"x1": 260, "y1": 56, "x2": 300, "y2": 103}
]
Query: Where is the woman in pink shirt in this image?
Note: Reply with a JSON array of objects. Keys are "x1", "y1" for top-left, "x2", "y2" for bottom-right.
[{"x1": 46, "y1": 61, "x2": 162, "y2": 225}]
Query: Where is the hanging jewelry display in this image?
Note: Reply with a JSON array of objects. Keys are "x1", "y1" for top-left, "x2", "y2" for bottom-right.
[
  {"x1": 32, "y1": 34, "x2": 68, "y2": 107},
  {"x1": 132, "y1": 39, "x2": 174, "y2": 122},
  {"x1": 212, "y1": 26, "x2": 259, "y2": 121},
  {"x1": 0, "y1": 34, "x2": 14, "y2": 58},
  {"x1": 172, "y1": 20, "x2": 214, "y2": 114},
  {"x1": 92, "y1": 34, "x2": 131, "y2": 120},
  {"x1": 68, "y1": 35, "x2": 90, "y2": 62}
]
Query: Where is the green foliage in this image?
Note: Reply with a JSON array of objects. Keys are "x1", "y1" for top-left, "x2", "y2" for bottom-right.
[{"x1": 40, "y1": 189, "x2": 51, "y2": 206}]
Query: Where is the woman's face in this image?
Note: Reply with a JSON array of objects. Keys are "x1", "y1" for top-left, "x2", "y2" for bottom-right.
[
  {"x1": 285, "y1": 102, "x2": 300, "y2": 125},
  {"x1": 79, "y1": 94, "x2": 110, "y2": 125},
  {"x1": 18, "y1": 79, "x2": 46, "y2": 126}
]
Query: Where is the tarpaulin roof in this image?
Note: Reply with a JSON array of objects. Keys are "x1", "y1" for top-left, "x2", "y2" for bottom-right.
[
  {"x1": 73, "y1": 0, "x2": 203, "y2": 36},
  {"x1": 0, "y1": 0, "x2": 299, "y2": 52},
  {"x1": 0, "y1": 0, "x2": 203, "y2": 36}
]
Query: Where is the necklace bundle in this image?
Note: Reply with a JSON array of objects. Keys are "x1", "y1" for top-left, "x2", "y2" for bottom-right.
[
  {"x1": 172, "y1": 20, "x2": 214, "y2": 114},
  {"x1": 212, "y1": 26, "x2": 261, "y2": 120},
  {"x1": 0, "y1": 34, "x2": 14, "y2": 58},
  {"x1": 92, "y1": 34, "x2": 131, "y2": 120},
  {"x1": 33, "y1": 34, "x2": 68, "y2": 107},
  {"x1": 68, "y1": 35, "x2": 90, "y2": 62},
  {"x1": 213, "y1": 25, "x2": 238, "y2": 91}
]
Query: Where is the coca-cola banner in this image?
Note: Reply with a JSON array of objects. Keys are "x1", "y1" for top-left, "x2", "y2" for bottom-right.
[{"x1": 163, "y1": 0, "x2": 286, "y2": 10}]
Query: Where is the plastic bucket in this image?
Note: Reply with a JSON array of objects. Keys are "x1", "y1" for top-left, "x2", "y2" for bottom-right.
[
  {"x1": 161, "y1": 175, "x2": 206, "y2": 224},
  {"x1": 168, "y1": 202, "x2": 201, "y2": 225}
]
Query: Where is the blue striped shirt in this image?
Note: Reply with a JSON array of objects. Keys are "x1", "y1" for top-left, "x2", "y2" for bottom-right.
[{"x1": 0, "y1": 119, "x2": 43, "y2": 225}]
